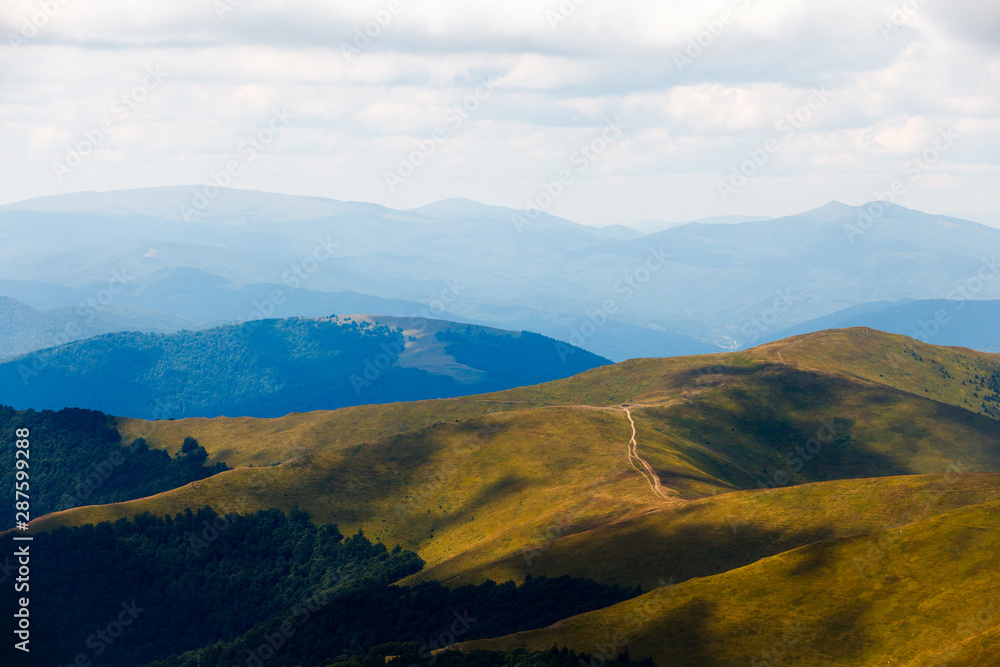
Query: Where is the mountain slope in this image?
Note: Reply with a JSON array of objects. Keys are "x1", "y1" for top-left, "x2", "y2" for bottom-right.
[
  {"x1": 455, "y1": 497, "x2": 1000, "y2": 666},
  {"x1": 0, "y1": 295, "x2": 208, "y2": 360},
  {"x1": 25, "y1": 329, "x2": 1000, "y2": 589},
  {"x1": 0, "y1": 315, "x2": 610, "y2": 418}
]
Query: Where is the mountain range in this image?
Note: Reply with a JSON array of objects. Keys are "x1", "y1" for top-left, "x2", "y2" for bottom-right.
[
  {"x1": 766, "y1": 298, "x2": 1000, "y2": 351},
  {"x1": 3, "y1": 188, "x2": 1000, "y2": 360},
  {"x1": 5, "y1": 186, "x2": 1000, "y2": 666}
]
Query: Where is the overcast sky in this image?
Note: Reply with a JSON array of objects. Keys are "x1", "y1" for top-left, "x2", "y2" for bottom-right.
[{"x1": 1, "y1": 0, "x2": 997, "y2": 224}]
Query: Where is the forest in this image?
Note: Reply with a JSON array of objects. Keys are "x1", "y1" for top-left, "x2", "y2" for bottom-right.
[
  {"x1": 2, "y1": 508, "x2": 644, "y2": 667},
  {"x1": 0, "y1": 406, "x2": 228, "y2": 525}
]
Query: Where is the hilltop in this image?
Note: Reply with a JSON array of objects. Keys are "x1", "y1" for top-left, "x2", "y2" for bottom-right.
[{"x1": 0, "y1": 315, "x2": 610, "y2": 418}]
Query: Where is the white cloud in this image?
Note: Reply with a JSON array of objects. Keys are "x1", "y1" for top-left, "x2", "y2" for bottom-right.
[{"x1": 0, "y1": 0, "x2": 996, "y2": 223}]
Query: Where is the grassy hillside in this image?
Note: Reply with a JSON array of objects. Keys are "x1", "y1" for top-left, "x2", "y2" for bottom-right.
[
  {"x1": 115, "y1": 393, "x2": 557, "y2": 468},
  {"x1": 114, "y1": 327, "x2": 1000, "y2": 466},
  {"x1": 29, "y1": 330, "x2": 1000, "y2": 587},
  {"x1": 32, "y1": 407, "x2": 670, "y2": 576},
  {"x1": 455, "y1": 497, "x2": 1000, "y2": 666},
  {"x1": 0, "y1": 315, "x2": 609, "y2": 419},
  {"x1": 413, "y1": 472, "x2": 1000, "y2": 590},
  {"x1": 19, "y1": 327, "x2": 1000, "y2": 664}
]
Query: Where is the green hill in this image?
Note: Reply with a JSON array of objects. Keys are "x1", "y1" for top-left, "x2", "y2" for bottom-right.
[
  {"x1": 0, "y1": 405, "x2": 227, "y2": 527},
  {"x1": 30, "y1": 329, "x2": 1000, "y2": 579},
  {"x1": 18, "y1": 327, "x2": 1000, "y2": 665},
  {"x1": 0, "y1": 315, "x2": 610, "y2": 419}
]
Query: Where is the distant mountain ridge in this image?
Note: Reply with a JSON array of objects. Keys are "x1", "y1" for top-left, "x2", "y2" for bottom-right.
[
  {"x1": 0, "y1": 315, "x2": 610, "y2": 418},
  {"x1": 765, "y1": 298, "x2": 1000, "y2": 351},
  {"x1": 0, "y1": 295, "x2": 207, "y2": 360},
  {"x1": 2, "y1": 188, "x2": 999, "y2": 360}
]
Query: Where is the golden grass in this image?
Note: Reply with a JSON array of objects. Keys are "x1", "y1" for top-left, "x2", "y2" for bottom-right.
[
  {"x1": 34, "y1": 330, "x2": 1000, "y2": 587},
  {"x1": 456, "y1": 496, "x2": 1000, "y2": 665},
  {"x1": 27, "y1": 328, "x2": 1000, "y2": 663}
]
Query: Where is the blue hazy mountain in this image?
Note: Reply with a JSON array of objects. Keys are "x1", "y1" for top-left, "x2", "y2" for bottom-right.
[
  {"x1": 765, "y1": 299, "x2": 1000, "y2": 352},
  {"x1": 0, "y1": 315, "x2": 611, "y2": 419},
  {"x1": 2, "y1": 188, "x2": 998, "y2": 359},
  {"x1": 0, "y1": 295, "x2": 208, "y2": 361}
]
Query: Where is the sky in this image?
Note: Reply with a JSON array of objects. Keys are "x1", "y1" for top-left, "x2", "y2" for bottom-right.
[{"x1": 1, "y1": 0, "x2": 998, "y2": 225}]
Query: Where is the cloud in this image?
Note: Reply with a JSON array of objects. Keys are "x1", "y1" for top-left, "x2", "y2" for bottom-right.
[{"x1": 0, "y1": 0, "x2": 996, "y2": 223}]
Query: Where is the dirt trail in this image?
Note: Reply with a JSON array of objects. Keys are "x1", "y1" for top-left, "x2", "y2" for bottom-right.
[
  {"x1": 776, "y1": 331, "x2": 825, "y2": 364},
  {"x1": 624, "y1": 408, "x2": 669, "y2": 500}
]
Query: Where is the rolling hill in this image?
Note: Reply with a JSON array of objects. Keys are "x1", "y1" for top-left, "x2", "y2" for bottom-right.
[
  {"x1": 27, "y1": 328, "x2": 1000, "y2": 571},
  {"x1": 0, "y1": 315, "x2": 610, "y2": 418},
  {"x1": 16, "y1": 327, "x2": 1000, "y2": 665},
  {"x1": 456, "y1": 496, "x2": 1000, "y2": 665}
]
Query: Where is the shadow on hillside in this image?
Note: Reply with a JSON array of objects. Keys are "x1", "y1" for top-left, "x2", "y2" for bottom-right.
[
  {"x1": 640, "y1": 368, "x2": 918, "y2": 490},
  {"x1": 671, "y1": 363, "x2": 764, "y2": 390},
  {"x1": 646, "y1": 598, "x2": 724, "y2": 667},
  {"x1": 516, "y1": 513, "x2": 837, "y2": 592},
  {"x1": 430, "y1": 473, "x2": 532, "y2": 532}
]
